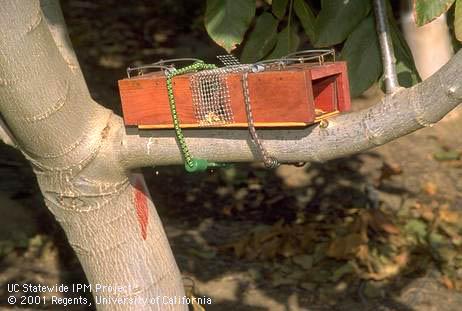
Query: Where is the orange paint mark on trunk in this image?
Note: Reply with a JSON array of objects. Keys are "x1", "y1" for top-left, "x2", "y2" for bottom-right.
[{"x1": 133, "y1": 176, "x2": 149, "y2": 240}]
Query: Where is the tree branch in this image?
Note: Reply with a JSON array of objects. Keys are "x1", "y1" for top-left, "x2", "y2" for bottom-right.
[
  {"x1": 373, "y1": 0, "x2": 400, "y2": 93},
  {"x1": 117, "y1": 50, "x2": 462, "y2": 170}
]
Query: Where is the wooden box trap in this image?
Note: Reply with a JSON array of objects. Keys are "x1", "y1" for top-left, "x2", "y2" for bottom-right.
[
  {"x1": 118, "y1": 50, "x2": 351, "y2": 130},
  {"x1": 118, "y1": 50, "x2": 351, "y2": 172}
]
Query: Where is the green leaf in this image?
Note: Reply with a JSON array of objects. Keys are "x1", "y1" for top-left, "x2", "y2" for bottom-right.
[
  {"x1": 414, "y1": 0, "x2": 455, "y2": 26},
  {"x1": 294, "y1": 0, "x2": 316, "y2": 42},
  {"x1": 314, "y1": 0, "x2": 371, "y2": 47},
  {"x1": 205, "y1": 0, "x2": 256, "y2": 53},
  {"x1": 404, "y1": 219, "x2": 428, "y2": 244},
  {"x1": 267, "y1": 24, "x2": 300, "y2": 59},
  {"x1": 429, "y1": 232, "x2": 445, "y2": 248},
  {"x1": 456, "y1": 0, "x2": 462, "y2": 41},
  {"x1": 241, "y1": 13, "x2": 279, "y2": 63},
  {"x1": 272, "y1": 0, "x2": 289, "y2": 20},
  {"x1": 340, "y1": 15, "x2": 382, "y2": 97},
  {"x1": 388, "y1": 16, "x2": 421, "y2": 87},
  {"x1": 433, "y1": 150, "x2": 461, "y2": 161}
]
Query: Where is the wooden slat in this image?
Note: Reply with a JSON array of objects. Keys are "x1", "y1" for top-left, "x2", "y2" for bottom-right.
[
  {"x1": 226, "y1": 69, "x2": 314, "y2": 124},
  {"x1": 118, "y1": 74, "x2": 194, "y2": 126},
  {"x1": 137, "y1": 112, "x2": 340, "y2": 129},
  {"x1": 310, "y1": 62, "x2": 343, "y2": 80},
  {"x1": 335, "y1": 62, "x2": 351, "y2": 112}
]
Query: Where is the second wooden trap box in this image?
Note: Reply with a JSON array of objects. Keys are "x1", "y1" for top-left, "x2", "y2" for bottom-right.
[{"x1": 118, "y1": 52, "x2": 351, "y2": 129}]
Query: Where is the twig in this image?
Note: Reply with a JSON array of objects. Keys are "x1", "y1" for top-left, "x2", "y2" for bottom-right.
[{"x1": 373, "y1": 0, "x2": 400, "y2": 93}]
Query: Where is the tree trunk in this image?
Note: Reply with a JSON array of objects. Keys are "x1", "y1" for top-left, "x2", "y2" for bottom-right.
[{"x1": 0, "y1": 1, "x2": 185, "y2": 310}]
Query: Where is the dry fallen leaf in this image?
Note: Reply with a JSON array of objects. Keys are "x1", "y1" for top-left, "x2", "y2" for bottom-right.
[
  {"x1": 229, "y1": 237, "x2": 250, "y2": 258},
  {"x1": 394, "y1": 251, "x2": 409, "y2": 267},
  {"x1": 419, "y1": 205, "x2": 435, "y2": 222},
  {"x1": 441, "y1": 275, "x2": 455, "y2": 289},
  {"x1": 363, "y1": 252, "x2": 408, "y2": 281},
  {"x1": 379, "y1": 162, "x2": 402, "y2": 183},
  {"x1": 327, "y1": 233, "x2": 366, "y2": 260},
  {"x1": 439, "y1": 209, "x2": 461, "y2": 224},
  {"x1": 219, "y1": 177, "x2": 462, "y2": 293},
  {"x1": 367, "y1": 209, "x2": 400, "y2": 235},
  {"x1": 253, "y1": 223, "x2": 283, "y2": 244},
  {"x1": 258, "y1": 237, "x2": 281, "y2": 260},
  {"x1": 423, "y1": 182, "x2": 438, "y2": 196},
  {"x1": 281, "y1": 238, "x2": 298, "y2": 258},
  {"x1": 292, "y1": 254, "x2": 313, "y2": 270}
]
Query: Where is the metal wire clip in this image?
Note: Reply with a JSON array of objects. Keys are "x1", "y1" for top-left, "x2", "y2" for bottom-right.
[{"x1": 126, "y1": 58, "x2": 201, "y2": 78}]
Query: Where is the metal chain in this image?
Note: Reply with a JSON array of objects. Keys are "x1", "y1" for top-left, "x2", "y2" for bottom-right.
[{"x1": 242, "y1": 72, "x2": 280, "y2": 169}]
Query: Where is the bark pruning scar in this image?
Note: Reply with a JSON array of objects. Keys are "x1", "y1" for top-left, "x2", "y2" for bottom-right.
[
  {"x1": 101, "y1": 123, "x2": 110, "y2": 139},
  {"x1": 133, "y1": 175, "x2": 149, "y2": 240},
  {"x1": 447, "y1": 86, "x2": 462, "y2": 100},
  {"x1": 26, "y1": 10, "x2": 42, "y2": 34}
]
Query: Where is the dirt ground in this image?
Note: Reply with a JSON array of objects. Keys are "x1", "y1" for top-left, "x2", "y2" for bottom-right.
[{"x1": 1, "y1": 1, "x2": 462, "y2": 310}]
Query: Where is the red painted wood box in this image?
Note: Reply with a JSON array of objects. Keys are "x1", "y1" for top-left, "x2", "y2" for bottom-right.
[{"x1": 118, "y1": 61, "x2": 351, "y2": 129}]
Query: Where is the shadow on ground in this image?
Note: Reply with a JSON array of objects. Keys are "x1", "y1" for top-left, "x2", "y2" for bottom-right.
[{"x1": 142, "y1": 156, "x2": 434, "y2": 310}]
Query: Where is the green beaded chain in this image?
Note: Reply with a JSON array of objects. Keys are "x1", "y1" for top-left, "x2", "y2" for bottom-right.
[{"x1": 166, "y1": 61, "x2": 228, "y2": 173}]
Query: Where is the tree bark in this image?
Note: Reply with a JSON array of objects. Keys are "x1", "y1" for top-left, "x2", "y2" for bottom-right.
[
  {"x1": 0, "y1": 1, "x2": 185, "y2": 310},
  {"x1": 0, "y1": 0, "x2": 461, "y2": 310}
]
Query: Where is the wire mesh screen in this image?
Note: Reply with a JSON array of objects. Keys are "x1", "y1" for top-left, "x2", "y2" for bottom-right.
[
  {"x1": 189, "y1": 54, "x2": 253, "y2": 127},
  {"x1": 217, "y1": 54, "x2": 241, "y2": 67},
  {"x1": 190, "y1": 68, "x2": 234, "y2": 126}
]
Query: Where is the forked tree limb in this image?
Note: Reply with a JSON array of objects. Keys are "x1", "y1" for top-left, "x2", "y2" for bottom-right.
[
  {"x1": 373, "y1": 0, "x2": 400, "y2": 93},
  {"x1": 1, "y1": 1, "x2": 462, "y2": 310}
]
